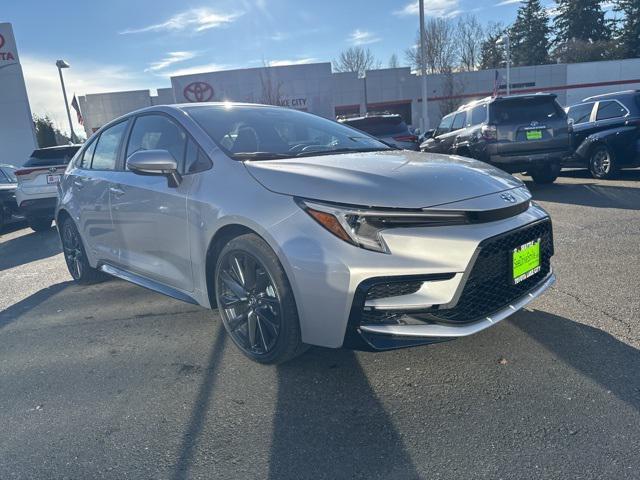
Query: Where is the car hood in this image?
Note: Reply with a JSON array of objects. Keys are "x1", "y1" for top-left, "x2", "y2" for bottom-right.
[{"x1": 244, "y1": 150, "x2": 524, "y2": 209}]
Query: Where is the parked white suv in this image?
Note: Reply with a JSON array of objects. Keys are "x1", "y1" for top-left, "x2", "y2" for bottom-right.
[{"x1": 15, "y1": 145, "x2": 81, "y2": 231}]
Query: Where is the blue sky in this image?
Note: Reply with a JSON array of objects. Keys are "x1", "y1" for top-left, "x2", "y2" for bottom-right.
[{"x1": 6, "y1": 0, "x2": 568, "y2": 134}]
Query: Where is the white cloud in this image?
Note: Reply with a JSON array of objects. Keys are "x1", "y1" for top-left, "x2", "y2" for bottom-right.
[
  {"x1": 20, "y1": 56, "x2": 153, "y2": 137},
  {"x1": 268, "y1": 58, "x2": 318, "y2": 67},
  {"x1": 120, "y1": 8, "x2": 243, "y2": 34},
  {"x1": 348, "y1": 29, "x2": 381, "y2": 46},
  {"x1": 146, "y1": 51, "x2": 198, "y2": 72},
  {"x1": 495, "y1": 0, "x2": 522, "y2": 5},
  {"x1": 161, "y1": 63, "x2": 231, "y2": 78},
  {"x1": 394, "y1": 0, "x2": 460, "y2": 17}
]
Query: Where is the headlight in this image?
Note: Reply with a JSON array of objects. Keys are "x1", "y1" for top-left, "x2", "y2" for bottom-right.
[{"x1": 297, "y1": 199, "x2": 468, "y2": 254}]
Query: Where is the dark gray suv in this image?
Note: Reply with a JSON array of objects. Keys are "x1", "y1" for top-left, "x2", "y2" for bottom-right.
[{"x1": 421, "y1": 94, "x2": 572, "y2": 184}]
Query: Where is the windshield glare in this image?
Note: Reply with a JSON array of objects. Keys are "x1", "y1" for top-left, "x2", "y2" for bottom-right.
[{"x1": 186, "y1": 105, "x2": 391, "y2": 160}]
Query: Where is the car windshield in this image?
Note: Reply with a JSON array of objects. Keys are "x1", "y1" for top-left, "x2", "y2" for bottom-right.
[
  {"x1": 185, "y1": 105, "x2": 391, "y2": 160},
  {"x1": 24, "y1": 147, "x2": 80, "y2": 167},
  {"x1": 341, "y1": 116, "x2": 408, "y2": 136}
]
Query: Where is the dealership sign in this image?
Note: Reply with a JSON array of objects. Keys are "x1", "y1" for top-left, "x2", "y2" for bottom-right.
[{"x1": 0, "y1": 32, "x2": 18, "y2": 65}]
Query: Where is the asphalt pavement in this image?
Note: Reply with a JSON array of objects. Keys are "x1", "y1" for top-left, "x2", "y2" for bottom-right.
[{"x1": 1, "y1": 170, "x2": 639, "y2": 480}]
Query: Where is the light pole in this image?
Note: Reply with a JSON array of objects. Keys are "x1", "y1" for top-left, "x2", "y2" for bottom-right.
[
  {"x1": 496, "y1": 34, "x2": 511, "y2": 95},
  {"x1": 56, "y1": 59, "x2": 76, "y2": 143},
  {"x1": 419, "y1": 0, "x2": 429, "y2": 131}
]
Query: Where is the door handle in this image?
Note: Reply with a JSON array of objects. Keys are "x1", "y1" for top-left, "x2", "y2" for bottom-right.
[
  {"x1": 73, "y1": 180, "x2": 84, "y2": 189},
  {"x1": 109, "y1": 186, "x2": 125, "y2": 197}
]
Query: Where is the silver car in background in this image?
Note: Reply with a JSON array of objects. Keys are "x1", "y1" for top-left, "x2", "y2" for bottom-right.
[{"x1": 56, "y1": 103, "x2": 555, "y2": 364}]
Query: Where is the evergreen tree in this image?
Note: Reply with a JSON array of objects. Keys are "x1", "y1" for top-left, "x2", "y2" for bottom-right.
[
  {"x1": 510, "y1": 0, "x2": 551, "y2": 66},
  {"x1": 479, "y1": 23, "x2": 506, "y2": 70},
  {"x1": 554, "y1": 0, "x2": 610, "y2": 44},
  {"x1": 33, "y1": 115, "x2": 57, "y2": 148},
  {"x1": 614, "y1": 0, "x2": 640, "y2": 58}
]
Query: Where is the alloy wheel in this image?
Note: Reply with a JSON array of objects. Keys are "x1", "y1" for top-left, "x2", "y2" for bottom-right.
[
  {"x1": 216, "y1": 250, "x2": 282, "y2": 356},
  {"x1": 592, "y1": 149, "x2": 611, "y2": 176},
  {"x1": 62, "y1": 223, "x2": 84, "y2": 280}
]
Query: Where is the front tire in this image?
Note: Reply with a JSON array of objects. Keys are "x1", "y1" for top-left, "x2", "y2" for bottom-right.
[
  {"x1": 530, "y1": 163, "x2": 560, "y2": 184},
  {"x1": 589, "y1": 145, "x2": 617, "y2": 179},
  {"x1": 60, "y1": 218, "x2": 105, "y2": 284},
  {"x1": 28, "y1": 217, "x2": 53, "y2": 232},
  {"x1": 215, "y1": 234, "x2": 306, "y2": 364}
]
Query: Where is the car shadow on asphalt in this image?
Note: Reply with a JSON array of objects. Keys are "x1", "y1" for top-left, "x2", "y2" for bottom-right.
[
  {"x1": 524, "y1": 178, "x2": 640, "y2": 210},
  {"x1": 0, "y1": 281, "x2": 73, "y2": 328},
  {"x1": 0, "y1": 227, "x2": 62, "y2": 272},
  {"x1": 512, "y1": 309, "x2": 640, "y2": 412}
]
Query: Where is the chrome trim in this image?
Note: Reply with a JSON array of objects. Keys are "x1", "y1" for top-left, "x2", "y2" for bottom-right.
[
  {"x1": 359, "y1": 272, "x2": 555, "y2": 338},
  {"x1": 99, "y1": 263, "x2": 199, "y2": 305}
]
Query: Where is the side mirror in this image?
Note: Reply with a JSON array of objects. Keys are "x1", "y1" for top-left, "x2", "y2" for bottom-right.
[{"x1": 127, "y1": 149, "x2": 182, "y2": 188}]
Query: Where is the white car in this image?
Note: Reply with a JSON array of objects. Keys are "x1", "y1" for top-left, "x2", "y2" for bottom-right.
[{"x1": 15, "y1": 145, "x2": 81, "y2": 231}]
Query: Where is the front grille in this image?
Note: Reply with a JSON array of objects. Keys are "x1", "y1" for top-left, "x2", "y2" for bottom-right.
[
  {"x1": 366, "y1": 281, "x2": 423, "y2": 300},
  {"x1": 426, "y1": 219, "x2": 553, "y2": 323}
]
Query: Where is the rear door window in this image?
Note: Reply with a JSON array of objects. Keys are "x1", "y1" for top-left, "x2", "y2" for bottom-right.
[
  {"x1": 78, "y1": 139, "x2": 97, "y2": 169},
  {"x1": 435, "y1": 114, "x2": 454, "y2": 136},
  {"x1": 451, "y1": 112, "x2": 466, "y2": 131},
  {"x1": 596, "y1": 101, "x2": 628, "y2": 121},
  {"x1": 567, "y1": 103, "x2": 595, "y2": 125},
  {"x1": 469, "y1": 105, "x2": 487, "y2": 126},
  {"x1": 490, "y1": 98, "x2": 565, "y2": 124},
  {"x1": 91, "y1": 121, "x2": 128, "y2": 170}
]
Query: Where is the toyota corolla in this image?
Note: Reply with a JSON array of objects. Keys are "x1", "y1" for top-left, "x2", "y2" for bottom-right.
[{"x1": 56, "y1": 103, "x2": 555, "y2": 364}]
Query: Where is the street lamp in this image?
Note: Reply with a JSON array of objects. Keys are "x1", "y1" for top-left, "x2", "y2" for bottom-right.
[
  {"x1": 56, "y1": 59, "x2": 76, "y2": 143},
  {"x1": 496, "y1": 34, "x2": 511, "y2": 95},
  {"x1": 419, "y1": 0, "x2": 429, "y2": 131}
]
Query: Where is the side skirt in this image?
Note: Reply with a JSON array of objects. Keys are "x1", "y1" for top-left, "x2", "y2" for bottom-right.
[{"x1": 99, "y1": 263, "x2": 199, "y2": 305}]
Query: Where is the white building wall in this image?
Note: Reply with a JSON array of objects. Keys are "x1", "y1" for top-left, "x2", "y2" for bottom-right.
[
  {"x1": 0, "y1": 23, "x2": 37, "y2": 167},
  {"x1": 79, "y1": 90, "x2": 152, "y2": 136},
  {"x1": 566, "y1": 58, "x2": 640, "y2": 105}
]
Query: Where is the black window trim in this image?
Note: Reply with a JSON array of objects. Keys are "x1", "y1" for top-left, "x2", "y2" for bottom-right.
[{"x1": 123, "y1": 111, "x2": 212, "y2": 175}]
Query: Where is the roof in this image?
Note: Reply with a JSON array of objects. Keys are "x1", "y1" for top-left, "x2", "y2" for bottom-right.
[
  {"x1": 582, "y1": 90, "x2": 640, "y2": 102},
  {"x1": 456, "y1": 92, "x2": 557, "y2": 112}
]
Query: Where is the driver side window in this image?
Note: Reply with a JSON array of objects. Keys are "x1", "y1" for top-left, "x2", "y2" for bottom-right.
[{"x1": 435, "y1": 114, "x2": 454, "y2": 137}]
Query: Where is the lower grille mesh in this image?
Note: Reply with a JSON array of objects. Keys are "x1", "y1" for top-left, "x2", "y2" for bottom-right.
[{"x1": 366, "y1": 281, "x2": 423, "y2": 300}]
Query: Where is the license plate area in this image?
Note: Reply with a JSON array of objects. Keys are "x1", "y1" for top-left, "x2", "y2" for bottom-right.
[
  {"x1": 47, "y1": 175, "x2": 61, "y2": 184},
  {"x1": 525, "y1": 130, "x2": 543, "y2": 140},
  {"x1": 512, "y1": 238, "x2": 541, "y2": 284}
]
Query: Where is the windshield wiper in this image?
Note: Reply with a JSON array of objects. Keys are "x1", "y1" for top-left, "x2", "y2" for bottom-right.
[
  {"x1": 233, "y1": 152, "x2": 295, "y2": 160},
  {"x1": 295, "y1": 147, "x2": 392, "y2": 158}
]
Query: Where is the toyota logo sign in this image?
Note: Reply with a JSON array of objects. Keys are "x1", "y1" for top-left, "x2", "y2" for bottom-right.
[{"x1": 183, "y1": 82, "x2": 214, "y2": 102}]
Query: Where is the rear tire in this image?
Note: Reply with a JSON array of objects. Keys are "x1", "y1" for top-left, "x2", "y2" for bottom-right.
[
  {"x1": 214, "y1": 233, "x2": 307, "y2": 364},
  {"x1": 28, "y1": 217, "x2": 53, "y2": 232},
  {"x1": 530, "y1": 163, "x2": 560, "y2": 184},
  {"x1": 589, "y1": 145, "x2": 617, "y2": 179},
  {"x1": 60, "y1": 218, "x2": 106, "y2": 284}
]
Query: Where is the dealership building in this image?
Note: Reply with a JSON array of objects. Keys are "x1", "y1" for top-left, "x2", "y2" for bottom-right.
[{"x1": 79, "y1": 57, "x2": 640, "y2": 137}]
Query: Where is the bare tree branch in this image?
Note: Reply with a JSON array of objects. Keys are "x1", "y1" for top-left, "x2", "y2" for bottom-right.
[{"x1": 333, "y1": 47, "x2": 378, "y2": 77}]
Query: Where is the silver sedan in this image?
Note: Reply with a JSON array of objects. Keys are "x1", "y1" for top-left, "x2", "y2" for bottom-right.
[{"x1": 56, "y1": 103, "x2": 555, "y2": 364}]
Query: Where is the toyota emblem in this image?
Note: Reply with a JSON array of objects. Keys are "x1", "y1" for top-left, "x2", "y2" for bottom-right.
[
  {"x1": 500, "y1": 192, "x2": 517, "y2": 203},
  {"x1": 530, "y1": 120, "x2": 539, "y2": 127},
  {"x1": 48, "y1": 167, "x2": 57, "y2": 174},
  {"x1": 183, "y1": 82, "x2": 214, "y2": 102}
]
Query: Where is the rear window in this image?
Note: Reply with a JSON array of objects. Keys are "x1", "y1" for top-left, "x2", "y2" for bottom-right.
[
  {"x1": 342, "y1": 116, "x2": 408, "y2": 136},
  {"x1": 24, "y1": 147, "x2": 80, "y2": 167},
  {"x1": 490, "y1": 98, "x2": 565, "y2": 125}
]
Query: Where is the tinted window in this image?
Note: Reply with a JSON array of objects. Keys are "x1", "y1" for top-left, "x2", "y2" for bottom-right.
[
  {"x1": 126, "y1": 115, "x2": 187, "y2": 171},
  {"x1": 567, "y1": 103, "x2": 595, "y2": 125},
  {"x1": 436, "y1": 114, "x2": 454, "y2": 136},
  {"x1": 470, "y1": 105, "x2": 487, "y2": 126},
  {"x1": 185, "y1": 138, "x2": 212, "y2": 173},
  {"x1": 78, "y1": 139, "x2": 97, "y2": 169},
  {"x1": 186, "y1": 105, "x2": 389, "y2": 160},
  {"x1": 91, "y1": 121, "x2": 127, "y2": 170},
  {"x1": 451, "y1": 112, "x2": 466, "y2": 130},
  {"x1": 596, "y1": 101, "x2": 628, "y2": 121},
  {"x1": 24, "y1": 146, "x2": 80, "y2": 167},
  {"x1": 490, "y1": 98, "x2": 565, "y2": 124},
  {"x1": 0, "y1": 167, "x2": 16, "y2": 183},
  {"x1": 342, "y1": 116, "x2": 408, "y2": 136}
]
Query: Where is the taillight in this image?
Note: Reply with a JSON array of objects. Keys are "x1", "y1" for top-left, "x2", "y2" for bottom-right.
[
  {"x1": 393, "y1": 134, "x2": 418, "y2": 142},
  {"x1": 14, "y1": 169, "x2": 31, "y2": 176},
  {"x1": 481, "y1": 125, "x2": 498, "y2": 141}
]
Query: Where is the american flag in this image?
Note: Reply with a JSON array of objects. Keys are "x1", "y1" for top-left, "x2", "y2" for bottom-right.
[{"x1": 71, "y1": 94, "x2": 84, "y2": 126}]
